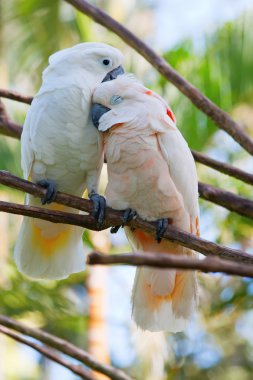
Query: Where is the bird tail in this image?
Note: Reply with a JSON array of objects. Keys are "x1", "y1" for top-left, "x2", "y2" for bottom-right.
[
  {"x1": 131, "y1": 265, "x2": 198, "y2": 332},
  {"x1": 14, "y1": 198, "x2": 84, "y2": 280}
]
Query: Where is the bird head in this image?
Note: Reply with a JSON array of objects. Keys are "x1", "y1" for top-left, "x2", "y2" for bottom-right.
[
  {"x1": 41, "y1": 42, "x2": 125, "y2": 91},
  {"x1": 91, "y1": 74, "x2": 176, "y2": 132}
]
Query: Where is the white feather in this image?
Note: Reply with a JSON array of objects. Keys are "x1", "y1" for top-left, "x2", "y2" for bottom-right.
[
  {"x1": 132, "y1": 267, "x2": 197, "y2": 332},
  {"x1": 14, "y1": 216, "x2": 84, "y2": 280},
  {"x1": 16, "y1": 42, "x2": 124, "y2": 279},
  {"x1": 157, "y1": 130, "x2": 199, "y2": 224},
  {"x1": 144, "y1": 268, "x2": 176, "y2": 296}
]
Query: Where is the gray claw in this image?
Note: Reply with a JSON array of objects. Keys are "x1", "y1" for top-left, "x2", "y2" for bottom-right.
[
  {"x1": 110, "y1": 226, "x2": 121, "y2": 234},
  {"x1": 156, "y1": 218, "x2": 169, "y2": 243},
  {"x1": 89, "y1": 191, "x2": 106, "y2": 225},
  {"x1": 122, "y1": 208, "x2": 137, "y2": 226},
  {"x1": 110, "y1": 208, "x2": 137, "y2": 235},
  {"x1": 37, "y1": 179, "x2": 57, "y2": 205}
]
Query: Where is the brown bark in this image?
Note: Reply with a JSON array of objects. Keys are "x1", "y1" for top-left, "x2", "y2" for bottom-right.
[
  {"x1": 0, "y1": 316, "x2": 133, "y2": 380},
  {"x1": 0, "y1": 171, "x2": 253, "y2": 265},
  {"x1": 192, "y1": 150, "x2": 253, "y2": 186},
  {"x1": 0, "y1": 326, "x2": 95, "y2": 380},
  {"x1": 88, "y1": 251, "x2": 253, "y2": 279}
]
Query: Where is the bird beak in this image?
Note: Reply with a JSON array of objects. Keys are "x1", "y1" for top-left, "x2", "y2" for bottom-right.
[
  {"x1": 102, "y1": 65, "x2": 124, "y2": 82},
  {"x1": 92, "y1": 103, "x2": 111, "y2": 128},
  {"x1": 92, "y1": 66, "x2": 124, "y2": 128}
]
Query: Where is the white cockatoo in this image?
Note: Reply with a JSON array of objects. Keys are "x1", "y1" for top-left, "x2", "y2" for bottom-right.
[
  {"x1": 91, "y1": 75, "x2": 199, "y2": 332},
  {"x1": 14, "y1": 42, "x2": 124, "y2": 280}
]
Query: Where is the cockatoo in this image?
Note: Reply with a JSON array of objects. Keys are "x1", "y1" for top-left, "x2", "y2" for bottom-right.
[
  {"x1": 14, "y1": 42, "x2": 124, "y2": 280},
  {"x1": 92, "y1": 75, "x2": 199, "y2": 332}
]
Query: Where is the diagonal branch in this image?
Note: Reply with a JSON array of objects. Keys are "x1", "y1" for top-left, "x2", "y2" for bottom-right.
[
  {"x1": 0, "y1": 89, "x2": 32, "y2": 105},
  {"x1": 64, "y1": 0, "x2": 253, "y2": 155},
  {"x1": 88, "y1": 251, "x2": 253, "y2": 279},
  {"x1": 1, "y1": 170, "x2": 253, "y2": 221},
  {"x1": 0, "y1": 316, "x2": 133, "y2": 380},
  {"x1": 198, "y1": 182, "x2": 253, "y2": 218},
  {"x1": 1, "y1": 91, "x2": 253, "y2": 188},
  {"x1": 192, "y1": 150, "x2": 253, "y2": 186},
  {"x1": 0, "y1": 100, "x2": 22, "y2": 138},
  {"x1": 0, "y1": 171, "x2": 253, "y2": 264},
  {"x1": 0, "y1": 326, "x2": 95, "y2": 380},
  {"x1": 0, "y1": 200, "x2": 98, "y2": 229}
]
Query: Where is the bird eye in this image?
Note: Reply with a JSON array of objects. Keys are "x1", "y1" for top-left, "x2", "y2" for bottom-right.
[
  {"x1": 110, "y1": 95, "x2": 123, "y2": 105},
  {"x1": 101, "y1": 57, "x2": 112, "y2": 67}
]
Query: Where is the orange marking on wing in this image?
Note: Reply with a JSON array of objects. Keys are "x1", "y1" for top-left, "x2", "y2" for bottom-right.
[
  {"x1": 166, "y1": 108, "x2": 175, "y2": 122},
  {"x1": 31, "y1": 223, "x2": 71, "y2": 256},
  {"x1": 190, "y1": 223, "x2": 193, "y2": 234},
  {"x1": 143, "y1": 280, "x2": 172, "y2": 310},
  {"x1": 134, "y1": 229, "x2": 151, "y2": 244},
  {"x1": 145, "y1": 90, "x2": 152, "y2": 95},
  {"x1": 195, "y1": 216, "x2": 200, "y2": 237},
  {"x1": 111, "y1": 122, "x2": 125, "y2": 131}
]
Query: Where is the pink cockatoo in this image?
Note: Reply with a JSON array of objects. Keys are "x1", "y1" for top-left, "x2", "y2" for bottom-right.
[{"x1": 92, "y1": 75, "x2": 200, "y2": 332}]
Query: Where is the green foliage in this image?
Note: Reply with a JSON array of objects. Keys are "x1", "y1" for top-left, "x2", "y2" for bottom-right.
[
  {"x1": 154, "y1": 13, "x2": 253, "y2": 150},
  {"x1": 0, "y1": 2, "x2": 253, "y2": 379},
  {"x1": 0, "y1": 259, "x2": 88, "y2": 345}
]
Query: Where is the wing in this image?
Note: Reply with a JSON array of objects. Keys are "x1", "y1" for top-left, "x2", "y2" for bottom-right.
[
  {"x1": 144, "y1": 91, "x2": 199, "y2": 235},
  {"x1": 157, "y1": 128, "x2": 200, "y2": 235}
]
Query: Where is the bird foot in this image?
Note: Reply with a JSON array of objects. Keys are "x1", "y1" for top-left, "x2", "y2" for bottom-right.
[
  {"x1": 89, "y1": 191, "x2": 106, "y2": 225},
  {"x1": 37, "y1": 179, "x2": 57, "y2": 205},
  {"x1": 111, "y1": 208, "x2": 137, "y2": 234},
  {"x1": 156, "y1": 218, "x2": 169, "y2": 243}
]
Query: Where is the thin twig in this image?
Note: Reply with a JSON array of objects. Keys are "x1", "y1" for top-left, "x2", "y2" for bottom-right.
[
  {"x1": 0, "y1": 171, "x2": 253, "y2": 264},
  {"x1": 0, "y1": 89, "x2": 33, "y2": 105},
  {"x1": 64, "y1": 0, "x2": 253, "y2": 155},
  {"x1": 198, "y1": 182, "x2": 253, "y2": 218},
  {"x1": 0, "y1": 316, "x2": 133, "y2": 380},
  {"x1": 0, "y1": 200, "x2": 98, "y2": 229},
  {"x1": 88, "y1": 251, "x2": 253, "y2": 279},
  {"x1": 0, "y1": 326, "x2": 94, "y2": 380},
  {"x1": 0, "y1": 100, "x2": 22, "y2": 138},
  {"x1": 192, "y1": 150, "x2": 253, "y2": 186}
]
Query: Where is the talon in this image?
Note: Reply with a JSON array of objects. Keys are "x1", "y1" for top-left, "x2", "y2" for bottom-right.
[
  {"x1": 37, "y1": 179, "x2": 57, "y2": 205},
  {"x1": 156, "y1": 218, "x2": 169, "y2": 243},
  {"x1": 110, "y1": 208, "x2": 137, "y2": 235},
  {"x1": 89, "y1": 191, "x2": 106, "y2": 225},
  {"x1": 122, "y1": 208, "x2": 137, "y2": 226},
  {"x1": 110, "y1": 226, "x2": 121, "y2": 234}
]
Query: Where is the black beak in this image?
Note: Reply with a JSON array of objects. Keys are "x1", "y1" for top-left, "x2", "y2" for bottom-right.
[
  {"x1": 92, "y1": 66, "x2": 124, "y2": 128},
  {"x1": 92, "y1": 103, "x2": 111, "y2": 128},
  {"x1": 102, "y1": 65, "x2": 124, "y2": 82}
]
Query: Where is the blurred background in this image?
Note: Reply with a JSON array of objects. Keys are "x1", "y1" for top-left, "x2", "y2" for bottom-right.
[{"x1": 0, "y1": 0, "x2": 253, "y2": 379}]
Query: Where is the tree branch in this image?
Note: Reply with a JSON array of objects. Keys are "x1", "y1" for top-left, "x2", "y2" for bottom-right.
[
  {"x1": 88, "y1": 251, "x2": 253, "y2": 279},
  {"x1": 0, "y1": 326, "x2": 95, "y2": 380},
  {"x1": 0, "y1": 89, "x2": 32, "y2": 105},
  {"x1": 192, "y1": 150, "x2": 253, "y2": 186},
  {"x1": 0, "y1": 100, "x2": 22, "y2": 138},
  {"x1": 198, "y1": 182, "x2": 253, "y2": 218},
  {"x1": 0, "y1": 200, "x2": 99, "y2": 230},
  {"x1": 2, "y1": 88, "x2": 253, "y2": 189},
  {"x1": 0, "y1": 316, "x2": 133, "y2": 380},
  {"x1": 2, "y1": 90, "x2": 253, "y2": 188},
  {"x1": 1, "y1": 170, "x2": 253, "y2": 221},
  {"x1": 64, "y1": 0, "x2": 253, "y2": 155},
  {"x1": 0, "y1": 171, "x2": 253, "y2": 264}
]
